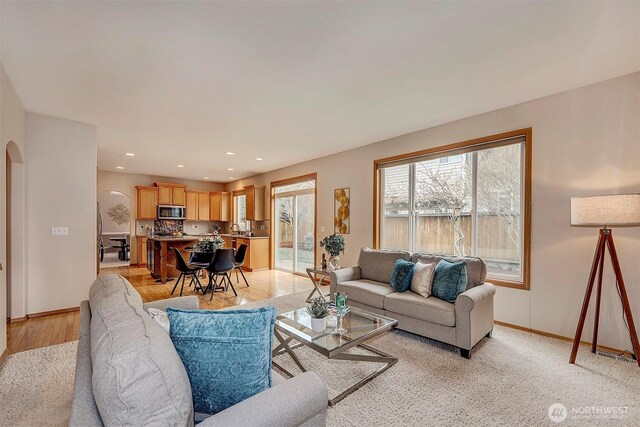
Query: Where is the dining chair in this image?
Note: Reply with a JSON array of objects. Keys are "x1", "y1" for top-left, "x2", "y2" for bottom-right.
[
  {"x1": 204, "y1": 248, "x2": 237, "y2": 300},
  {"x1": 171, "y1": 248, "x2": 204, "y2": 296},
  {"x1": 233, "y1": 243, "x2": 249, "y2": 287}
]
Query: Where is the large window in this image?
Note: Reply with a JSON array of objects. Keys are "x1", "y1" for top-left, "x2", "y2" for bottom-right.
[
  {"x1": 233, "y1": 193, "x2": 249, "y2": 231},
  {"x1": 375, "y1": 129, "x2": 531, "y2": 289}
]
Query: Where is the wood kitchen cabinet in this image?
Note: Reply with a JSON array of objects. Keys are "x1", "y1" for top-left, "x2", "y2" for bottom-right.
[
  {"x1": 197, "y1": 192, "x2": 210, "y2": 220},
  {"x1": 235, "y1": 237, "x2": 269, "y2": 271},
  {"x1": 186, "y1": 191, "x2": 211, "y2": 221},
  {"x1": 244, "y1": 185, "x2": 266, "y2": 221},
  {"x1": 135, "y1": 186, "x2": 158, "y2": 220},
  {"x1": 210, "y1": 192, "x2": 230, "y2": 221},
  {"x1": 155, "y1": 182, "x2": 187, "y2": 206},
  {"x1": 137, "y1": 237, "x2": 148, "y2": 265},
  {"x1": 186, "y1": 191, "x2": 198, "y2": 220}
]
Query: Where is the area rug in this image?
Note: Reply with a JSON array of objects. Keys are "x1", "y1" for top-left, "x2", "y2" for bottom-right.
[
  {"x1": 1, "y1": 292, "x2": 639, "y2": 426},
  {"x1": 0, "y1": 341, "x2": 77, "y2": 427},
  {"x1": 235, "y1": 292, "x2": 640, "y2": 426}
]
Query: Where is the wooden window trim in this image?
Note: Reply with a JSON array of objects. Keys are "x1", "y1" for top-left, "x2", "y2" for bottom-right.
[
  {"x1": 373, "y1": 128, "x2": 532, "y2": 290},
  {"x1": 270, "y1": 173, "x2": 318, "y2": 271}
]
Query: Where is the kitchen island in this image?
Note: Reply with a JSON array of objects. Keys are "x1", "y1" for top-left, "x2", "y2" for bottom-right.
[{"x1": 146, "y1": 236, "x2": 199, "y2": 284}]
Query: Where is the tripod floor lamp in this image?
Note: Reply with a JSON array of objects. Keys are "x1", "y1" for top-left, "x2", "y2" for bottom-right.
[{"x1": 569, "y1": 193, "x2": 640, "y2": 366}]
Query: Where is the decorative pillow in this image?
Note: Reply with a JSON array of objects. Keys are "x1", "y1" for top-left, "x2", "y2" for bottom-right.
[
  {"x1": 410, "y1": 261, "x2": 436, "y2": 298},
  {"x1": 167, "y1": 307, "x2": 276, "y2": 415},
  {"x1": 390, "y1": 259, "x2": 415, "y2": 292},
  {"x1": 431, "y1": 259, "x2": 468, "y2": 303},
  {"x1": 147, "y1": 308, "x2": 170, "y2": 333}
]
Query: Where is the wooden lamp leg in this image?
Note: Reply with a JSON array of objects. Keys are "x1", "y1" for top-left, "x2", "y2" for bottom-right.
[
  {"x1": 591, "y1": 237, "x2": 606, "y2": 353},
  {"x1": 570, "y1": 229, "x2": 605, "y2": 364},
  {"x1": 605, "y1": 233, "x2": 640, "y2": 367}
]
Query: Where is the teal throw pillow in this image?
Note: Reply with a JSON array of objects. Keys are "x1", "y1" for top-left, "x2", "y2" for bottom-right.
[
  {"x1": 167, "y1": 307, "x2": 276, "y2": 415},
  {"x1": 431, "y1": 259, "x2": 468, "y2": 303},
  {"x1": 390, "y1": 259, "x2": 415, "y2": 292}
]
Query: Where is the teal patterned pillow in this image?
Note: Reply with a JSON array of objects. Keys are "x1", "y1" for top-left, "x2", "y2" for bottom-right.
[
  {"x1": 431, "y1": 259, "x2": 468, "y2": 303},
  {"x1": 167, "y1": 307, "x2": 275, "y2": 415},
  {"x1": 390, "y1": 259, "x2": 415, "y2": 292}
]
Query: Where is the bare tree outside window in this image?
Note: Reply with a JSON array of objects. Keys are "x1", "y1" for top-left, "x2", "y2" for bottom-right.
[{"x1": 380, "y1": 141, "x2": 523, "y2": 278}]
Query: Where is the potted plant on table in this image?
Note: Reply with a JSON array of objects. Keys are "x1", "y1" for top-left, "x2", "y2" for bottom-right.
[
  {"x1": 307, "y1": 297, "x2": 329, "y2": 332},
  {"x1": 195, "y1": 235, "x2": 225, "y2": 253},
  {"x1": 319, "y1": 233, "x2": 345, "y2": 270}
]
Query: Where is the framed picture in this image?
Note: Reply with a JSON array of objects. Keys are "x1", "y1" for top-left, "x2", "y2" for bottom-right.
[{"x1": 334, "y1": 188, "x2": 350, "y2": 234}]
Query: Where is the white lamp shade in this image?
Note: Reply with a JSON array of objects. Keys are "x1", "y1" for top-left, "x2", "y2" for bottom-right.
[{"x1": 571, "y1": 194, "x2": 640, "y2": 227}]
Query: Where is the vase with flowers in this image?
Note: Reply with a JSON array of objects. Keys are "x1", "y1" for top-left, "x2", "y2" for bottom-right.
[{"x1": 319, "y1": 233, "x2": 345, "y2": 270}]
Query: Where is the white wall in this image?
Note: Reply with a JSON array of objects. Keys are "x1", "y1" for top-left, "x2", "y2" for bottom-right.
[
  {"x1": 97, "y1": 170, "x2": 225, "y2": 263},
  {"x1": 26, "y1": 113, "x2": 97, "y2": 314},
  {"x1": 98, "y1": 190, "x2": 131, "y2": 234},
  {"x1": 226, "y1": 72, "x2": 640, "y2": 351},
  {"x1": 1, "y1": 63, "x2": 26, "y2": 358}
]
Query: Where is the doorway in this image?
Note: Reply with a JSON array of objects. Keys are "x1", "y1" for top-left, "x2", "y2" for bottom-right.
[
  {"x1": 98, "y1": 190, "x2": 131, "y2": 269},
  {"x1": 4, "y1": 141, "x2": 26, "y2": 322},
  {"x1": 272, "y1": 175, "x2": 316, "y2": 274}
]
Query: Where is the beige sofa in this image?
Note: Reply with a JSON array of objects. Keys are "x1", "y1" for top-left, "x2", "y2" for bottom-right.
[{"x1": 330, "y1": 248, "x2": 495, "y2": 358}]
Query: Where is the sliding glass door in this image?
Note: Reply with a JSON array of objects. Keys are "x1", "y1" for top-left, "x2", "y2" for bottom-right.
[{"x1": 274, "y1": 178, "x2": 316, "y2": 274}]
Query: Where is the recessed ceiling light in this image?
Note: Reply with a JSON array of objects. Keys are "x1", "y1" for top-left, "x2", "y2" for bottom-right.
[
  {"x1": 203, "y1": 176, "x2": 210, "y2": 180},
  {"x1": 256, "y1": 157, "x2": 263, "y2": 161},
  {"x1": 229, "y1": 177, "x2": 234, "y2": 180},
  {"x1": 226, "y1": 152, "x2": 235, "y2": 155},
  {"x1": 177, "y1": 164, "x2": 185, "y2": 168},
  {"x1": 125, "y1": 152, "x2": 135, "y2": 157},
  {"x1": 227, "y1": 168, "x2": 234, "y2": 171},
  {"x1": 116, "y1": 166, "x2": 125, "y2": 170}
]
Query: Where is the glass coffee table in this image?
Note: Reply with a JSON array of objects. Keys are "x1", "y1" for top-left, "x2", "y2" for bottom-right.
[{"x1": 272, "y1": 306, "x2": 398, "y2": 406}]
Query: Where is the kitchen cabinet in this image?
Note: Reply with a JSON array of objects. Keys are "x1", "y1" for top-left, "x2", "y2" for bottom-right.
[
  {"x1": 137, "y1": 237, "x2": 148, "y2": 265},
  {"x1": 244, "y1": 185, "x2": 266, "y2": 221},
  {"x1": 210, "y1": 192, "x2": 230, "y2": 221},
  {"x1": 233, "y1": 237, "x2": 269, "y2": 271},
  {"x1": 155, "y1": 182, "x2": 187, "y2": 206},
  {"x1": 135, "y1": 186, "x2": 158, "y2": 220},
  {"x1": 146, "y1": 237, "x2": 199, "y2": 283},
  {"x1": 186, "y1": 192, "x2": 198, "y2": 220},
  {"x1": 186, "y1": 191, "x2": 211, "y2": 221},
  {"x1": 198, "y1": 192, "x2": 210, "y2": 220}
]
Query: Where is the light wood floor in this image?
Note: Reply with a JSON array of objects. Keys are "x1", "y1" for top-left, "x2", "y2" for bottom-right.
[{"x1": 6, "y1": 266, "x2": 315, "y2": 355}]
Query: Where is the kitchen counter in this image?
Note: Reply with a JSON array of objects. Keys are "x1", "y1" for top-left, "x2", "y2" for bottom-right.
[
  {"x1": 146, "y1": 237, "x2": 198, "y2": 284},
  {"x1": 147, "y1": 236, "x2": 199, "y2": 242},
  {"x1": 181, "y1": 233, "x2": 270, "y2": 240}
]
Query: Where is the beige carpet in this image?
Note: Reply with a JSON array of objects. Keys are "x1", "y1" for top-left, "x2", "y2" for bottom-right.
[
  {"x1": 0, "y1": 341, "x2": 77, "y2": 427},
  {"x1": 1, "y1": 291, "x2": 639, "y2": 426}
]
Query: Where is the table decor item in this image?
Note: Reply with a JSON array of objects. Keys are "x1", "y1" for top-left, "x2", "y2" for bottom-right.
[
  {"x1": 335, "y1": 292, "x2": 348, "y2": 310},
  {"x1": 334, "y1": 306, "x2": 350, "y2": 335},
  {"x1": 307, "y1": 297, "x2": 329, "y2": 332},
  {"x1": 194, "y1": 235, "x2": 225, "y2": 253},
  {"x1": 319, "y1": 233, "x2": 345, "y2": 269}
]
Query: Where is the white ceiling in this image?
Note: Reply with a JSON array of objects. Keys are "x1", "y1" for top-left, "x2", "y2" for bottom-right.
[{"x1": 1, "y1": 1, "x2": 638, "y2": 182}]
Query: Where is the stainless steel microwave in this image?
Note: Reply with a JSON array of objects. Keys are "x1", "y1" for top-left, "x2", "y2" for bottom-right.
[{"x1": 158, "y1": 205, "x2": 186, "y2": 220}]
